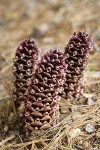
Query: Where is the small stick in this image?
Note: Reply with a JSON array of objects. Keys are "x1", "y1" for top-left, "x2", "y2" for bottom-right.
[{"x1": 0, "y1": 135, "x2": 15, "y2": 147}]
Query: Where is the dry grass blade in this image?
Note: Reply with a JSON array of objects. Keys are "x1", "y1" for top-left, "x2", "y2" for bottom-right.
[
  {"x1": 5, "y1": 139, "x2": 49, "y2": 149},
  {"x1": 0, "y1": 135, "x2": 15, "y2": 147}
]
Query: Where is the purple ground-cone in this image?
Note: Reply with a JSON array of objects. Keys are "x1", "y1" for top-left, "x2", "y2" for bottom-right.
[
  {"x1": 24, "y1": 49, "x2": 67, "y2": 132},
  {"x1": 13, "y1": 38, "x2": 39, "y2": 109},
  {"x1": 62, "y1": 31, "x2": 93, "y2": 99}
]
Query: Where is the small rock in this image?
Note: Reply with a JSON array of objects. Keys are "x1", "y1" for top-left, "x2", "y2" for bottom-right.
[
  {"x1": 52, "y1": 16, "x2": 64, "y2": 23},
  {"x1": 87, "y1": 97, "x2": 96, "y2": 105},
  {"x1": 85, "y1": 124, "x2": 95, "y2": 133},
  {"x1": 4, "y1": 125, "x2": 8, "y2": 132},
  {"x1": 83, "y1": 93, "x2": 94, "y2": 98},
  {"x1": 0, "y1": 19, "x2": 6, "y2": 26},
  {"x1": 72, "y1": 111, "x2": 81, "y2": 120},
  {"x1": 23, "y1": 0, "x2": 36, "y2": 16},
  {"x1": 69, "y1": 128, "x2": 81, "y2": 138},
  {"x1": 43, "y1": 37, "x2": 53, "y2": 43},
  {"x1": 47, "y1": 0, "x2": 58, "y2": 4},
  {"x1": 60, "y1": 106, "x2": 70, "y2": 114},
  {"x1": 96, "y1": 132, "x2": 100, "y2": 138},
  {"x1": 82, "y1": 141, "x2": 90, "y2": 149},
  {"x1": 31, "y1": 28, "x2": 45, "y2": 39},
  {"x1": 71, "y1": 105, "x2": 78, "y2": 112},
  {"x1": 39, "y1": 23, "x2": 49, "y2": 32}
]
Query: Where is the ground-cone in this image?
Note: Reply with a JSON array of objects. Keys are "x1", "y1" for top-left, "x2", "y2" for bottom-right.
[
  {"x1": 62, "y1": 31, "x2": 93, "y2": 99},
  {"x1": 13, "y1": 38, "x2": 39, "y2": 110},
  {"x1": 24, "y1": 49, "x2": 67, "y2": 132}
]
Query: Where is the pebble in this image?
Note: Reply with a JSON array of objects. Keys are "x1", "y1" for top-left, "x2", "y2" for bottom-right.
[
  {"x1": 60, "y1": 107, "x2": 70, "y2": 114},
  {"x1": 31, "y1": 28, "x2": 45, "y2": 39},
  {"x1": 96, "y1": 131, "x2": 100, "y2": 138},
  {"x1": 52, "y1": 16, "x2": 64, "y2": 23},
  {"x1": 69, "y1": 128, "x2": 81, "y2": 138},
  {"x1": 43, "y1": 37, "x2": 53, "y2": 43},
  {"x1": 87, "y1": 97, "x2": 96, "y2": 105},
  {"x1": 0, "y1": 19, "x2": 6, "y2": 26},
  {"x1": 72, "y1": 111, "x2": 81, "y2": 120},
  {"x1": 85, "y1": 124, "x2": 95, "y2": 133},
  {"x1": 82, "y1": 141, "x2": 90, "y2": 149},
  {"x1": 4, "y1": 125, "x2": 8, "y2": 132},
  {"x1": 39, "y1": 23, "x2": 49, "y2": 32},
  {"x1": 83, "y1": 93, "x2": 94, "y2": 98},
  {"x1": 23, "y1": 0, "x2": 36, "y2": 16}
]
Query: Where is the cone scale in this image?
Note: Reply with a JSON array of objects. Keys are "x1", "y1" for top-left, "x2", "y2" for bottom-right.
[
  {"x1": 62, "y1": 31, "x2": 93, "y2": 99},
  {"x1": 24, "y1": 49, "x2": 67, "y2": 132},
  {"x1": 13, "y1": 38, "x2": 39, "y2": 109}
]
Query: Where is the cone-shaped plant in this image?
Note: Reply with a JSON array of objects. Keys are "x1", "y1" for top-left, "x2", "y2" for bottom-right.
[
  {"x1": 62, "y1": 31, "x2": 93, "y2": 99},
  {"x1": 24, "y1": 49, "x2": 67, "y2": 132},
  {"x1": 13, "y1": 38, "x2": 39, "y2": 109}
]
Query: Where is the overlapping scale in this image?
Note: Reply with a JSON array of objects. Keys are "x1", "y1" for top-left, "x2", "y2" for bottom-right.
[
  {"x1": 62, "y1": 31, "x2": 93, "y2": 98},
  {"x1": 13, "y1": 38, "x2": 39, "y2": 109},
  {"x1": 24, "y1": 49, "x2": 67, "y2": 132}
]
